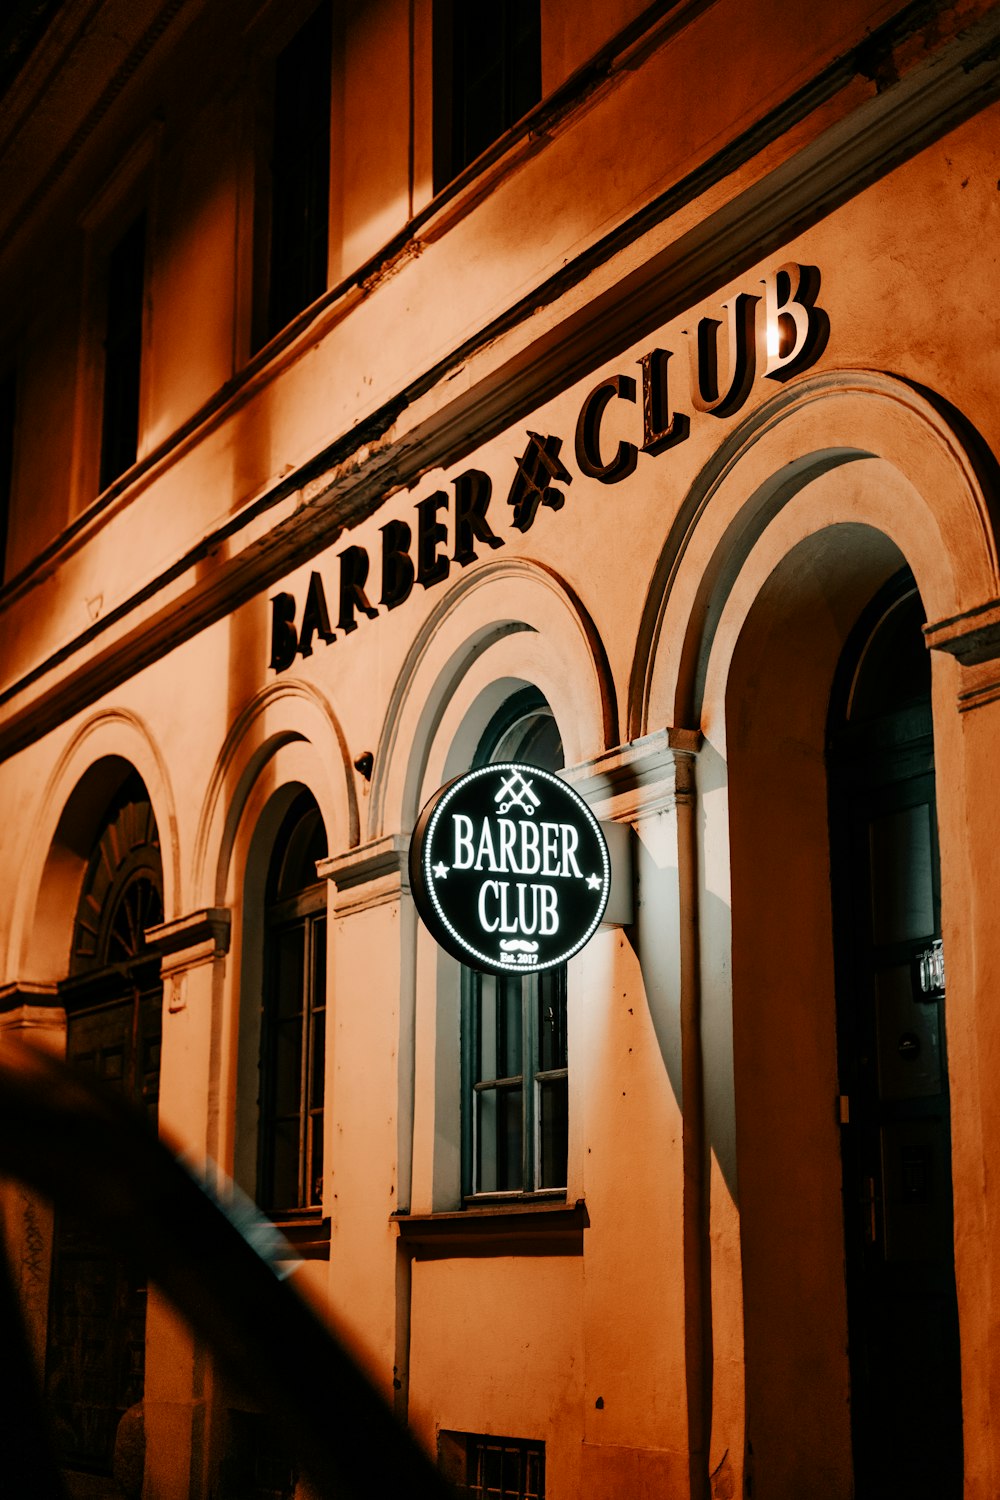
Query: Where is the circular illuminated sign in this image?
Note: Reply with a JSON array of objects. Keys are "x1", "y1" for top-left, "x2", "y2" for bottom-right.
[{"x1": 409, "y1": 763, "x2": 610, "y2": 975}]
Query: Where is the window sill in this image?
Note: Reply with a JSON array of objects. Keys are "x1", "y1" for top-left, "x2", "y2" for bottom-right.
[
  {"x1": 392, "y1": 1199, "x2": 588, "y2": 1260},
  {"x1": 270, "y1": 1214, "x2": 330, "y2": 1261}
]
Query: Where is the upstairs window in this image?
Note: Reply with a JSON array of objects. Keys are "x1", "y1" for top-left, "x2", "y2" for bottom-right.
[
  {"x1": 462, "y1": 689, "x2": 567, "y2": 1199},
  {"x1": 440, "y1": 1431, "x2": 545, "y2": 1500},
  {"x1": 99, "y1": 212, "x2": 146, "y2": 493},
  {"x1": 258, "y1": 791, "x2": 328, "y2": 1218},
  {"x1": 261, "y1": 1, "x2": 332, "y2": 344},
  {"x1": 434, "y1": 0, "x2": 541, "y2": 189}
]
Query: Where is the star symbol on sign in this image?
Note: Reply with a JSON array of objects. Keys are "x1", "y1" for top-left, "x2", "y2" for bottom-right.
[
  {"x1": 586, "y1": 873, "x2": 602, "y2": 891},
  {"x1": 433, "y1": 862, "x2": 449, "y2": 879}
]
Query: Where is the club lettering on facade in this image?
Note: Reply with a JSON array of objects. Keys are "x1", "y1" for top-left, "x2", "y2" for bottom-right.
[
  {"x1": 269, "y1": 264, "x2": 827, "y2": 671},
  {"x1": 763, "y1": 262, "x2": 829, "y2": 379},
  {"x1": 686, "y1": 292, "x2": 759, "y2": 418}
]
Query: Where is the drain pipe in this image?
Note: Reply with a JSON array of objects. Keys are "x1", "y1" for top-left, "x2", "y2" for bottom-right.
[{"x1": 676, "y1": 748, "x2": 712, "y2": 1500}]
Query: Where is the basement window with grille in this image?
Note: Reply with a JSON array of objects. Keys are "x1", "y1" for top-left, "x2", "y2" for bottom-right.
[{"x1": 439, "y1": 1431, "x2": 545, "y2": 1500}]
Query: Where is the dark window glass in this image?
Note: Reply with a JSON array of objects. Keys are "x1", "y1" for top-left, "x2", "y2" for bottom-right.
[
  {"x1": 462, "y1": 690, "x2": 568, "y2": 1198},
  {"x1": 99, "y1": 213, "x2": 145, "y2": 492},
  {"x1": 49, "y1": 772, "x2": 163, "y2": 1471},
  {"x1": 440, "y1": 1432, "x2": 545, "y2": 1500},
  {"x1": 258, "y1": 793, "x2": 328, "y2": 1215},
  {"x1": 435, "y1": 0, "x2": 541, "y2": 189},
  {"x1": 221, "y1": 1409, "x2": 297, "y2": 1500},
  {"x1": 0, "y1": 367, "x2": 15, "y2": 583},
  {"x1": 265, "y1": 2, "x2": 332, "y2": 342},
  {"x1": 846, "y1": 587, "x2": 930, "y2": 723}
]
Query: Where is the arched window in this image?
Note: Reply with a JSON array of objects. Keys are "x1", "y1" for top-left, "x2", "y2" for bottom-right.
[
  {"x1": 69, "y1": 769, "x2": 163, "y2": 980},
  {"x1": 463, "y1": 688, "x2": 567, "y2": 1199},
  {"x1": 47, "y1": 770, "x2": 163, "y2": 1475},
  {"x1": 257, "y1": 791, "x2": 328, "y2": 1219}
]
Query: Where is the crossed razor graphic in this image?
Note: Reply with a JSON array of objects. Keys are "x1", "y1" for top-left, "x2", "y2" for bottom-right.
[{"x1": 495, "y1": 769, "x2": 541, "y2": 816}]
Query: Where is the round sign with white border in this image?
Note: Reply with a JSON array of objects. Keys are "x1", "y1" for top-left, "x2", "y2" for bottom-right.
[{"x1": 409, "y1": 763, "x2": 611, "y2": 974}]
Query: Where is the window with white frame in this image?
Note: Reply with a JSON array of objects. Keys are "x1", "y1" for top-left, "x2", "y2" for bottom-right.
[{"x1": 462, "y1": 688, "x2": 567, "y2": 1199}]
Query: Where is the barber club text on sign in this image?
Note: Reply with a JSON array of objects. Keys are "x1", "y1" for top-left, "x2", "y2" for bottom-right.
[
  {"x1": 409, "y1": 765, "x2": 611, "y2": 975},
  {"x1": 269, "y1": 263, "x2": 828, "y2": 669}
]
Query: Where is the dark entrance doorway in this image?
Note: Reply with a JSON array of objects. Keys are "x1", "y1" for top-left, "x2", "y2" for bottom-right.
[
  {"x1": 828, "y1": 574, "x2": 962, "y2": 1497},
  {"x1": 44, "y1": 773, "x2": 163, "y2": 1475}
]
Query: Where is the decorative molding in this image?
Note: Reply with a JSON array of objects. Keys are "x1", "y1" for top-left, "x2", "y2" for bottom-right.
[
  {"x1": 2, "y1": 10, "x2": 999, "y2": 762},
  {"x1": 318, "y1": 834, "x2": 410, "y2": 916},
  {"x1": 145, "y1": 908, "x2": 231, "y2": 1013},
  {"x1": 563, "y1": 729, "x2": 701, "y2": 823},
  {"x1": 925, "y1": 598, "x2": 1000, "y2": 668},
  {"x1": 394, "y1": 1199, "x2": 588, "y2": 1260},
  {"x1": 0, "y1": 984, "x2": 62, "y2": 1021}
]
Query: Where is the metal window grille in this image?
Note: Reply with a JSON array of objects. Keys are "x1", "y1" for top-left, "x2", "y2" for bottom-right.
[{"x1": 440, "y1": 1432, "x2": 545, "y2": 1500}]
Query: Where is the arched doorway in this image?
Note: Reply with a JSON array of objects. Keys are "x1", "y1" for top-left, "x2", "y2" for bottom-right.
[
  {"x1": 828, "y1": 572, "x2": 962, "y2": 1495},
  {"x1": 44, "y1": 769, "x2": 164, "y2": 1476}
]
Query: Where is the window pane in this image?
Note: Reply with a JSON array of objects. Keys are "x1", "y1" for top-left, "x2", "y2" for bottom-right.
[
  {"x1": 309, "y1": 1009, "x2": 325, "y2": 1111},
  {"x1": 497, "y1": 975, "x2": 522, "y2": 1079},
  {"x1": 260, "y1": 795, "x2": 327, "y2": 1216},
  {"x1": 477, "y1": 1085, "x2": 522, "y2": 1193},
  {"x1": 272, "y1": 1019, "x2": 302, "y2": 1117},
  {"x1": 477, "y1": 973, "x2": 496, "y2": 1083},
  {"x1": 479, "y1": 978, "x2": 527, "y2": 1086},
  {"x1": 477, "y1": 974, "x2": 523, "y2": 1085},
  {"x1": 868, "y1": 803, "x2": 934, "y2": 944},
  {"x1": 268, "y1": 1, "x2": 332, "y2": 338},
  {"x1": 538, "y1": 1076, "x2": 568, "y2": 1189},
  {"x1": 536, "y1": 968, "x2": 566, "y2": 1072},
  {"x1": 309, "y1": 1109, "x2": 324, "y2": 1207},
  {"x1": 312, "y1": 916, "x2": 327, "y2": 1010},
  {"x1": 99, "y1": 213, "x2": 145, "y2": 491},
  {"x1": 274, "y1": 926, "x2": 305, "y2": 1019},
  {"x1": 269, "y1": 1118, "x2": 299, "y2": 1211},
  {"x1": 449, "y1": 1, "x2": 541, "y2": 179}
]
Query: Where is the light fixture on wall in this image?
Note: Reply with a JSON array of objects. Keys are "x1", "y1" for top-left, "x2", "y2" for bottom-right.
[{"x1": 916, "y1": 939, "x2": 945, "y2": 999}]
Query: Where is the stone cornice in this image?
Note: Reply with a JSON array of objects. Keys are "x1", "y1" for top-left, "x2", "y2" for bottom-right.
[
  {"x1": 1, "y1": 8, "x2": 999, "y2": 760},
  {"x1": 563, "y1": 729, "x2": 701, "y2": 822},
  {"x1": 146, "y1": 907, "x2": 231, "y2": 977},
  {"x1": 318, "y1": 834, "x2": 410, "y2": 916}
]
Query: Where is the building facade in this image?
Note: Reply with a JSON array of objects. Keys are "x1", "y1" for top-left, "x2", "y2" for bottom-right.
[{"x1": 2, "y1": 1, "x2": 1000, "y2": 1496}]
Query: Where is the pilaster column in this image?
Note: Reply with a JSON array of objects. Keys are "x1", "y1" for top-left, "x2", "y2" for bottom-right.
[
  {"x1": 141, "y1": 908, "x2": 230, "y2": 1500},
  {"x1": 316, "y1": 835, "x2": 413, "y2": 1409},
  {"x1": 566, "y1": 730, "x2": 720, "y2": 1500}
]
